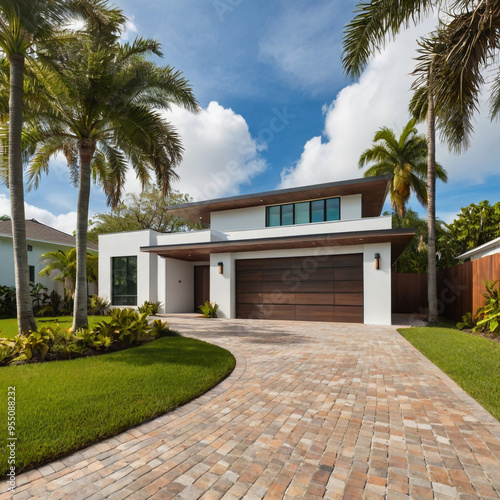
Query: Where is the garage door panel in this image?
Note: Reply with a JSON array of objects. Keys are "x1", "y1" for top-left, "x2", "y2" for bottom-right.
[
  {"x1": 236, "y1": 254, "x2": 364, "y2": 323},
  {"x1": 262, "y1": 292, "x2": 296, "y2": 305},
  {"x1": 236, "y1": 270, "x2": 263, "y2": 282},
  {"x1": 295, "y1": 305, "x2": 334, "y2": 322},
  {"x1": 237, "y1": 292, "x2": 263, "y2": 304},
  {"x1": 332, "y1": 293, "x2": 364, "y2": 306},
  {"x1": 333, "y1": 267, "x2": 363, "y2": 281},
  {"x1": 332, "y1": 306, "x2": 363, "y2": 323},
  {"x1": 296, "y1": 293, "x2": 334, "y2": 305}
]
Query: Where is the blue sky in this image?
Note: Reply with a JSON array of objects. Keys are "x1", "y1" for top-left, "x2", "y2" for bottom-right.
[{"x1": 0, "y1": 0, "x2": 499, "y2": 233}]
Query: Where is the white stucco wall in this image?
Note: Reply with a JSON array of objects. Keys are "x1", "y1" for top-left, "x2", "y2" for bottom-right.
[
  {"x1": 341, "y1": 194, "x2": 362, "y2": 220},
  {"x1": 210, "y1": 206, "x2": 266, "y2": 232},
  {"x1": 209, "y1": 253, "x2": 235, "y2": 319},
  {"x1": 99, "y1": 230, "x2": 160, "y2": 307}
]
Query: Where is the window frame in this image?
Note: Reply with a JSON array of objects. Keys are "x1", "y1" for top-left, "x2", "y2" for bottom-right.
[
  {"x1": 111, "y1": 256, "x2": 138, "y2": 306},
  {"x1": 265, "y1": 197, "x2": 341, "y2": 227}
]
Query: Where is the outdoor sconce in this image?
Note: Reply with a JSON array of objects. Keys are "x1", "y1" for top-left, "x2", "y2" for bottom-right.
[
  {"x1": 374, "y1": 253, "x2": 381, "y2": 270},
  {"x1": 218, "y1": 262, "x2": 224, "y2": 275}
]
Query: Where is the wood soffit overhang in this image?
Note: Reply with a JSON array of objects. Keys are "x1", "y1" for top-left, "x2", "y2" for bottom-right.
[
  {"x1": 169, "y1": 174, "x2": 392, "y2": 223},
  {"x1": 140, "y1": 228, "x2": 416, "y2": 263}
]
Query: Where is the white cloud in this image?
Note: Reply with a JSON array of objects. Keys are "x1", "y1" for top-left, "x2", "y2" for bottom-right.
[
  {"x1": 121, "y1": 16, "x2": 138, "y2": 41},
  {"x1": 124, "y1": 101, "x2": 267, "y2": 200},
  {"x1": 0, "y1": 194, "x2": 77, "y2": 235},
  {"x1": 279, "y1": 18, "x2": 500, "y2": 189}
]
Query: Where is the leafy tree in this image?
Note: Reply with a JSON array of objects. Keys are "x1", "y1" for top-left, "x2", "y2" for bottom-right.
[
  {"x1": 88, "y1": 189, "x2": 196, "y2": 243},
  {"x1": 439, "y1": 201, "x2": 500, "y2": 264},
  {"x1": 25, "y1": 8, "x2": 200, "y2": 330},
  {"x1": 0, "y1": 215, "x2": 10, "y2": 221},
  {"x1": 359, "y1": 119, "x2": 447, "y2": 217}
]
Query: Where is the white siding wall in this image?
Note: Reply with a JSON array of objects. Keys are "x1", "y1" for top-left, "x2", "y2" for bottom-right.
[{"x1": 341, "y1": 194, "x2": 362, "y2": 220}]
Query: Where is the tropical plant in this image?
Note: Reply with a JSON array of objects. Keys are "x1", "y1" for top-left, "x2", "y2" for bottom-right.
[
  {"x1": 88, "y1": 295, "x2": 110, "y2": 316},
  {"x1": 88, "y1": 189, "x2": 196, "y2": 243},
  {"x1": 93, "y1": 308, "x2": 151, "y2": 344},
  {"x1": 457, "y1": 312, "x2": 475, "y2": 331},
  {"x1": 359, "y1": 119, "x2": 447, "y2": 217},
  {"x1": 0, "y1": 285, "x2": 16, "y2": 318},
  {"x1": 137, "y1": 300, "x2": 162, "y2": 316},
  {"x1": 25, "y1": 10, "x2": 200, "y2": 331},
  {"x1": 199, "y1": 301, "x2": 219, "y2": 319},
  {"x1": 39, "y1": 248, "x2": 98, "y2": 298},
  {"x1": 474, "y1": 281, "x2": 500, "y2": 335}
]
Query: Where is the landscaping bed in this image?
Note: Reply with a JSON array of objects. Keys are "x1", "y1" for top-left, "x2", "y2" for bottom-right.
[
  {"x1": 399, "y1": 323, "x2": 500, "y2": 422},
  {"x1": 0, "y1": 334, "x2": 235, "y2": 476}
]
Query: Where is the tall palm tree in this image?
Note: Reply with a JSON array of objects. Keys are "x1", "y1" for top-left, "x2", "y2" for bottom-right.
[
  {"x1": 0, "y1": 0, "x2": 71, "y2": 334},
  {"x1": 342, "y1": 0, "x2": 500, "y2": 322},
  {"x1": 359, "y1": 119, "x2": 447, "y2": 217},
  {"x1": 26, "y1": 17, "x2": 200, "y2": 330}
]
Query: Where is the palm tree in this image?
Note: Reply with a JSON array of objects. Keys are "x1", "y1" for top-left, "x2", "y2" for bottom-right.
[
  {"x1": 0, "y1": 0, "x2": 70, "y2": 334},
  {"x1": 26, "y1": 16, "x2": 200, "y2": 330},
  {"x1": 359, "y1": 119, "x2": 447, "y2": 218}
]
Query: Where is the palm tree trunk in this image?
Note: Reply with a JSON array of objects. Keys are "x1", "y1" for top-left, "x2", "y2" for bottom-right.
[
  {"x1": 72, "y1": 140, "x2": 94, "y2": 331},
  {"x1": 9, "y1": 53, "x2": 37, "y2": 334},
  {"x1": 427, "y1": 93, "x2": 439, "y2": 323}
]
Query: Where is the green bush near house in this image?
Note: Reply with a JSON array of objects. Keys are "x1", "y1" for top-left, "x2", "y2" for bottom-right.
[
  {"x1": 399, "y1": 322, "x2": 500, "y2": 421},
  {"x1": 200, "y1": 301, "x2": 219, "y2": 318},
  {"x1": 0, "y1": 335, "x2": 235, "y2": 475}
]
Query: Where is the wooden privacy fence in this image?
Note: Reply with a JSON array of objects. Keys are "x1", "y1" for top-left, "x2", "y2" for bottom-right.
[{"x1": 392, "y1": 253, "x2": 500, "y2": 321}]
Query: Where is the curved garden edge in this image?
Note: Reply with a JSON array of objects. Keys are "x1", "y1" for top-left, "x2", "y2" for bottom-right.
[{"x1": 0, "y1": 334, "x2": 240, "y2": 478}]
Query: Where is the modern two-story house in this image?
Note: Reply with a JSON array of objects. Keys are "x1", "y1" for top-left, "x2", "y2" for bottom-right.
[{"x1": 99, "y1": 174, "x2": 416, "y2": 325}]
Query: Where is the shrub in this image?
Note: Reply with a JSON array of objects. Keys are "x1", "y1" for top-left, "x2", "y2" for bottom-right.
[
  {"x1": 474, "y1": 281, "x2": 500, "y2": 335},
  {"x1": 137, "y1": 300, "x2": 162, "y2": 316},
  {"x1": 93, "y1": 308, "x2": 151, "y2": 343},
  {"x1": 199, "y1": 301, "x2": 219, "y2": 318},
  {"x1": 88, "y1": 295, "x2": 110, "y2": 316},
  {"x1": 37, "y1": 290, "x2": 63, "y2": 317},
  {"x1": 457, "y1": 312, "x2": 475, "y2": 330},
  {"x1": 0, "y1": 285, "x2": 16, "y2": 318}
]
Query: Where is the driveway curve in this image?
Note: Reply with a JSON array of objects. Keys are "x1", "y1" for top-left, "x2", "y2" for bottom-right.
[{"x1": 4, "y1": 316, "x2": 500, "y2": 499}]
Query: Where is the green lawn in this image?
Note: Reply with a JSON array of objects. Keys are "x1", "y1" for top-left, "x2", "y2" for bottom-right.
[
  {"x1": 399, "y1": 324, "x2": 500, "y2": 421},
  {"x1": 0, "y1": 336, "x2": 235, "y2": 475},
  {"x1": 0, "y1": 316, "x2": 110, "y2": 339}
]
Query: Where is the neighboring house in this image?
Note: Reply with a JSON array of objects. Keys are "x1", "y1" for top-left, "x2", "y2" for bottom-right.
[
  {"x1": 456, "y1": 236, "x2": 500, "y2": 262},
  {"x1": 0, "y1": 219, "x2": 98, "y2": 296},
  {"x1": 99, "y1": 174, "x2": 416, "y2": 325}
]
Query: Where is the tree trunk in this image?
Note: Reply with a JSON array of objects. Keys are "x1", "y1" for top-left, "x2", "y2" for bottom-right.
[
  {"x1": 9, "y1": 53, "x2": 37, "y2": 334},
  {"x1": 427, "y1": 93, "x2": 439, "y2": 323},
  {"x1": 72, "y1": 140, "x2": 94, "y2": 331}
]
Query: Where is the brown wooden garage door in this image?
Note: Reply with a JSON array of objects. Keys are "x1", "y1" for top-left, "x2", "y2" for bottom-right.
[{"x1": 236, "y1": 254, "x2": 363, "y2": 323}]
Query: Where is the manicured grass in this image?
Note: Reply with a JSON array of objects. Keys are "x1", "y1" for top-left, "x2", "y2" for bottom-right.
[
  {"x1": 0, "y1": 336, "x2": 235, "y2": 475},
  {"x1": 399, "y1": 324, "x2": 500, "y2": 421},
  {"x1": 0, "y1": 316, "x2": 110, "y2": 339}
]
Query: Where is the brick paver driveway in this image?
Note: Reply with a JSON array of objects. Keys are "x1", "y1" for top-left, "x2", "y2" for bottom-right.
[{"x1": 6, "y1": 316, "x2": 500, "y2": 499}]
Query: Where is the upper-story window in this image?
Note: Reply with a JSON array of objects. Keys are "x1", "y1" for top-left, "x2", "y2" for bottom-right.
[{"x1": 266, "y1": 197, "x2": 340, "y2": 227}]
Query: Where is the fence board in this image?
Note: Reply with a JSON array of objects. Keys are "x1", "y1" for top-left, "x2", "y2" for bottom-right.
[{"x1": 392, "y1": 253, "x2": 499, "y2": 321}]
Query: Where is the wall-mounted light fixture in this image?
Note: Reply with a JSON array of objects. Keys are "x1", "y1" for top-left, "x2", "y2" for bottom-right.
[
  {"x1": 218, "y1": 262, "x2": 224, "y2": 275},
  {"x1": 374, "y1": 253, "x2": 381, "y2": 270}
]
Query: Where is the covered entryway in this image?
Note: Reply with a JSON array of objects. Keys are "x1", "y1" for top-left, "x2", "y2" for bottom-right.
[
  {"x1": 194, "y1": 265, "x2": 210, "y2": 313},
  {"x1": 235, "y1": 254, "x2": 363, "y2": 322}
]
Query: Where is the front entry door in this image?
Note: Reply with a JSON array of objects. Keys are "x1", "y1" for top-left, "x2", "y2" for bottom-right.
[{"x1": 194, "y1": 265, "x2": 210, "y2": 313}]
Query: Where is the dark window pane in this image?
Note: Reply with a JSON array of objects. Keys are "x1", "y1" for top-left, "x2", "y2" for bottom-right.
[
  {"x1": 112, "y1": 256, "x2": 137, "y2": 305},
  {"x1": 294, "y1": 202, "x2": 310, "y2": 224},
  {"x1": 326, "y1": 198, "x2": 340, "y2": 221},
  {"x1": 267, "y1": 206, "x2": 281, "y2": 227},
  {"x1": 311, "y1": 200, "x2": 325, "y2": 223},
  {"x1": 29, "y1": 266, "x2": 35, "y2": 283},
  {"x1": 281, "y1": 204, "x2": 293, "y2": 225}
]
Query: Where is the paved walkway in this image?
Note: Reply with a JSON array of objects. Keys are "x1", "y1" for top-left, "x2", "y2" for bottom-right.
[{"x1": 4, "y1": 316, "x2": 500, "y2": 499}]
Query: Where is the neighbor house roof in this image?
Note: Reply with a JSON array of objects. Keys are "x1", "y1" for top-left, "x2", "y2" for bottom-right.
[
  {"x1": 169, "y1": 174, "x2": 392, "y2": 224},
  {"x1": 0, "y1": 219, "x2": 98, "y2": 251},
  {"x1": 456, "y1": 236, "x2": 500, "y2": 261}
]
